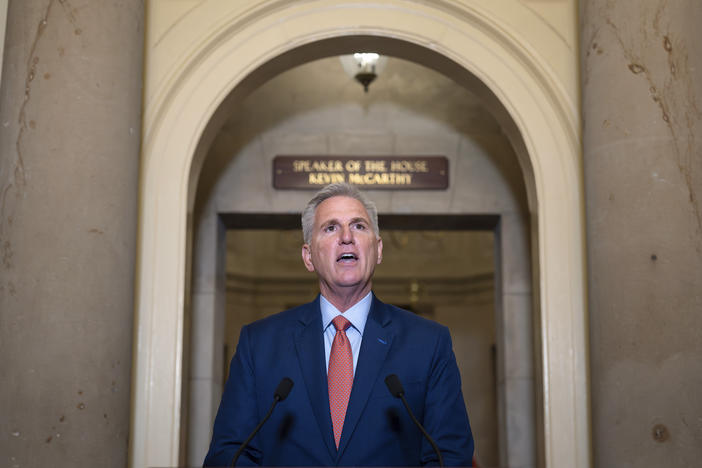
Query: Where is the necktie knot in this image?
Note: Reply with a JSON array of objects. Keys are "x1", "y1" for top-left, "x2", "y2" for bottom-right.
[{"x1": 332, "y1": 315, "x2": 351, "y2": 332}]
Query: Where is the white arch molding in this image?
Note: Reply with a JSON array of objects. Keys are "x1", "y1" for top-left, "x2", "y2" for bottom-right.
[{"x1": 130, "y1": 2, "x2": 590, "y2": 467}]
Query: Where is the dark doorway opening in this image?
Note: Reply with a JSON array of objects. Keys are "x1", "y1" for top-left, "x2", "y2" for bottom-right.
[{"x1": 222, "y1": 212, "x2": 500, "y2": 465}]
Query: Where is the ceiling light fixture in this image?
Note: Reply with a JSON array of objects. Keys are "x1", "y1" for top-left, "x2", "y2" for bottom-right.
[{"x1": 340, "y1": 53, "x2": 388, "y2": 92}]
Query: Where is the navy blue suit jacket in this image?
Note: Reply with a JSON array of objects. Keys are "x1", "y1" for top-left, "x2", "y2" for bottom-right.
[{"x1": 204, "y1": 294, "x2": 473, "y2": 466}]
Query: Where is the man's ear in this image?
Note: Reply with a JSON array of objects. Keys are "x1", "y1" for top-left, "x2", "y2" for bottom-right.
[
  {"x1": 376, "y1": 237, "x2": 383, "y2": 264},
  {"x1": 302, "y1": 244, "x2": 315, "y2": 272}
]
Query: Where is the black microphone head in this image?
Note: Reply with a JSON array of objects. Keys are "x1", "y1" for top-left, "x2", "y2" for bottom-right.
[
  {"x1": 274, "y1": 377, "x2": 294, "y2": 401},
  {"x1": 384, "y1": 374, "x2": 405, "y2": 398}
]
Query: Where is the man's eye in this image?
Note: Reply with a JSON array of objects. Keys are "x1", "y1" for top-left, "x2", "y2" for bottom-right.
[
  {"x1": 324, "y1": 225, "x2": 337, "y2": 232},
  {"x1": 354, "y1": 223, "x2": 366, "y2": 230}
]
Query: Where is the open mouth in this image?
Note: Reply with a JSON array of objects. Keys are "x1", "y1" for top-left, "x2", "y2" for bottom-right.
[{"x1": 337, "y1": 253, "x2": 358, "y2": 262}]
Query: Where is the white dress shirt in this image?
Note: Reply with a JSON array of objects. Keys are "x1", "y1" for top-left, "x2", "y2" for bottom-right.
[{"x1": 320, "y1": 292, "x2": 372, "y2": 377}]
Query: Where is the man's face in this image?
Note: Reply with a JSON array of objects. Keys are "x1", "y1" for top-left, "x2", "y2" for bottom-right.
[{"x1": 302, "y1": 196, "x2": 383, "y2": 297}]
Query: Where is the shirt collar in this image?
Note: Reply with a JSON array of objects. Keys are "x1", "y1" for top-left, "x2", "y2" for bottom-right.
[{"x1": 320, "y1": 292, "x2": 372, "y2": 335}]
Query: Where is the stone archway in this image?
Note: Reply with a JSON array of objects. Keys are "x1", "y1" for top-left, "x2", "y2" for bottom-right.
[
  {"x1": 131, "y1": 3, "x2": 589, "y2": 467},
  {"x1": 187, "y1": 49, "x2": 533, "y2": 468}
]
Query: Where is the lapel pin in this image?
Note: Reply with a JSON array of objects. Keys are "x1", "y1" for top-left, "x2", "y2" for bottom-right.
[{"x1": 377, "y1": 337, "x2": 387, "y2": 345}]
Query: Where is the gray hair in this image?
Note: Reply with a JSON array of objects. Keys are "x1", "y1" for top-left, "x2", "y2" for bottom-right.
[{"x1": 301, "y1": 183, "x2": 379, "y2": 244}]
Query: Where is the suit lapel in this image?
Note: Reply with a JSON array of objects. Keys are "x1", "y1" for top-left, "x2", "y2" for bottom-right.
[
  {"x1": 293, "y1": 297, "x2": 337, "y2": 460},
  {"x1": 336, "y1": 296, "x2": 394, "y2": 459}
]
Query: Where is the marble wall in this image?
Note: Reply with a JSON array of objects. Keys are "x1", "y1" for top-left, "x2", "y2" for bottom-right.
[
  {"x1": 581, "y1": 1, "x2": 702, "y2": 466},
  {"x1": 0, "y1": 1, "x2": 143, "y2": 467}
]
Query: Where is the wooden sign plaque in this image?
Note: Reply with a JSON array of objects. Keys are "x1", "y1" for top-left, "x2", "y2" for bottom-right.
[{"x1": 273, "y1": 155, "x2": 448, "y2": 190}]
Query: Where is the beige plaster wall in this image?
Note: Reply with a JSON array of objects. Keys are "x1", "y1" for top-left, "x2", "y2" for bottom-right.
[
  {"x1": 144, "y1": 0, "x2": 579, "y2": 126},
  {"x1": 196, "y1": 57, "x2": 526, "y2": 216},
  {"x1": 582, "y1": 1, "x2": 702, "y2": 467}
]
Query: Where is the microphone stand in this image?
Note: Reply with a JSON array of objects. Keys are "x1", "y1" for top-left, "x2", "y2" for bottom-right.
[
  {"x1": 231, "y1": 377, "x2": 293, "y2": 466},
  {"x1": 230, "y1": 398, "x2": 279, "y2": 466},
  {"x1": 385, "y1": 374, "x2": 444, "y2": 467}
]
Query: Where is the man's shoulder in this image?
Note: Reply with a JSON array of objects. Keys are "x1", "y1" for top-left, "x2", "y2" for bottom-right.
[
  {"x1": 373, "y1": 297, "x2": 448, "y2": 335},
  {"x1": 245, "y1": 297, "x2": 319, "y2": 333}
]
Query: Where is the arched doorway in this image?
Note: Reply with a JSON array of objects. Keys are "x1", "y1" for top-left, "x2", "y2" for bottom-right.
[
  {"x1": 187, "y1": 54, "x2": 534, "y2": 468},
  {"x1": 130, "y1": 3, "x2": 589, "y2": 468}
]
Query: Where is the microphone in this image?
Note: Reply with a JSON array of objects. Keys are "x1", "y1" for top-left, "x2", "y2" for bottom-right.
[
  {"x1": 274, "y1": 377, "x2": 294, "y2": 401},
  {"x1": 231, "y1": 377, "x2": 294, "y2": 466},
  {"x1": 385, "y1": 374, "x2": 444, "y2": 467}
]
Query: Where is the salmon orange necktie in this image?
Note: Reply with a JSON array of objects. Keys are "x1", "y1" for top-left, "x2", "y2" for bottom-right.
[{"x1": 328, "y1": 315, "x2": 353, "y2": 449}]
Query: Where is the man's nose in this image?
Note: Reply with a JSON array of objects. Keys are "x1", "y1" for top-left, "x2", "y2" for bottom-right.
[{"x1": 339, "y1": 226, "x2": 354, "y2": 244}]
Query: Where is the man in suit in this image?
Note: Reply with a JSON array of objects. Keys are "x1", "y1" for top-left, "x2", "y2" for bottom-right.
[{"x1": 204, "y1": 183, "x2": 474, "y2": 466}]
